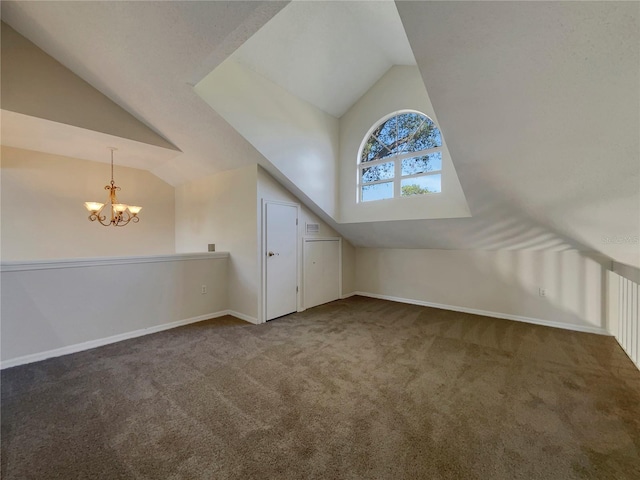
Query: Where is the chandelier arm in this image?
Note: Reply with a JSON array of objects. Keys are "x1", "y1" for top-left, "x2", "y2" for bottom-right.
[
  {"x1": 88, "y1": 213, "x2": 113, "y2": 226},
  {"x1": 115, "y1": 211, "x2": 132, "y2": 227},
  {"x1": 88, "y1": 202, "x2": 110, "y2": 226}
]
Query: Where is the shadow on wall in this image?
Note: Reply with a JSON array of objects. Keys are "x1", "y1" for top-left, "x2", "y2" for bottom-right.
[
  {"x1": 456, "y1": 166, "x2": 637, "y2": 263},
  {"x1": 340, "y1": 140, "x2": 621, "y2": 330},
  {"x1": 450, "y1": 168, "x2": 614, "y2": 330}
]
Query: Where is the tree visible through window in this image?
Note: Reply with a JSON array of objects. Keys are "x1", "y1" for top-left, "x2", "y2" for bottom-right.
[{"x1": 359, "y1": 111, "x2": 443, "y2": 202}]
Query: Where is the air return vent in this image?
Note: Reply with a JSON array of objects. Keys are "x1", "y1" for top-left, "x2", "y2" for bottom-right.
[{"x1": 305, "y1": 223, "x2": 320, "y2": 234}]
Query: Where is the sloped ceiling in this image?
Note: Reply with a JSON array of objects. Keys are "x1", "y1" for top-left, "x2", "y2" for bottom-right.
[
  {"x1": 1, "y1": 22, "x2": 179, "y2": 154},
  {"x1": 0, "y1": 0, "x2": 288, "y2": 184},
  {"x1": 391, "y1": 1, "x2": 639, "y2": 266},
  {"x1": 1, "y1": 1, "x2": 638, "y2": 267},
  {"x1": 1, "y1": 111, "x2": 182, "y2": 172},
  {"x1": 1, "y1": 22, "x2": 182, "y2": 170},
  {"x1": 232, "y1": 0, "x2": 415, "y2": 117}
]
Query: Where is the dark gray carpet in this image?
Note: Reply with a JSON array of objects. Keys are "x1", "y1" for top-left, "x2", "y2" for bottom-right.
[{"x1": 2, "y1": 296, "x2": 640, "y2": 479}]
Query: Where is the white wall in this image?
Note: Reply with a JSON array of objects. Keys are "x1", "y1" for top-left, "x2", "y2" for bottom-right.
[
  {"x1": 356, "y1": 248, "x2": 609, "y2": 333},
  {"x1": 1, "y1": 254, "x2": 228, "y2": 366},
  {"x1": 194, "y1": 60, "x2": 339, "y2": 220},
  {"x1": 257, "y1": 166, "x2": 356, "y2": 303},
  {"x1": 174, "y1": 165, "x2": 258, "y2": 322},
  {"x1": 1, "y1": 146, "x2": 176, "y2": 260},
  {"x1": 339, "y1": 66, "x2": 470, "y2": 224}
]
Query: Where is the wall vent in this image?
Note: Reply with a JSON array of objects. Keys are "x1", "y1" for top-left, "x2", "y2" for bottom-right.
[{"x1": 305, "y1": 223, "x2": 320, "y2": 234}]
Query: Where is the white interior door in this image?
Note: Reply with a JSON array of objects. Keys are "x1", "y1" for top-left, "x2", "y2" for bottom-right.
[
  {"x1": 304, "y1": 239, "x2": 341, "y2": 309},
  {"x1": 265, "y1": 202, "x2": 298, "y2": 321}
]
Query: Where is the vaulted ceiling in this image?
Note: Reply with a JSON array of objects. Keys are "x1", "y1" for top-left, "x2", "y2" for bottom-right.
[
  {"x1": 232, "y1": 0, "x2": 415, "y2": 117},
  {"x1": 2, "y1": 1, "x2": 638, "y2": 267},
  {"x1": 393, "y1": 1, "x2": 639, "y2": 266},
  {"x1": 1, "y1": 0, "x2": 288, "y2": 184}
]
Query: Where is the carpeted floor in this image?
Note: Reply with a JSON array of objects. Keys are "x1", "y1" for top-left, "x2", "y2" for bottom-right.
[{"x1": 2, "y1": 296, "x2": 640, "y2": 479}]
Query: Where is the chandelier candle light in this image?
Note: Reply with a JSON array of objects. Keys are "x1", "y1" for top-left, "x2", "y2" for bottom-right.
[{"x1": 84, "y1": 147, "x2": 142, "y2": 227}]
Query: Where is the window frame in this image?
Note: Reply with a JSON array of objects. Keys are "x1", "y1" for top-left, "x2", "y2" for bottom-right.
[{"x1": 357, "y1": 110, "x2": 443, "y2": 203}]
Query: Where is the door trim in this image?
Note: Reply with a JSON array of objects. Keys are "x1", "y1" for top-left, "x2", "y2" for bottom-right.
[
  {"x1": 302, "y1": 236, "x2": 342, "y2": 311},
  {"x1": 261, "y1": 199, "x2": 301, "y2": 324}
]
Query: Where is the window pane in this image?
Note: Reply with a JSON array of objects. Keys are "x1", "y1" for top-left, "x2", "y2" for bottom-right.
[
  {"x1": 401, "y1": 152, "x2": 442, "y2": 176},
  {"x1": 397, "y1": 112, "x2": 423, "y2": 140},
  {"x1": 401, "y1": 117, "x2": 442, "y2": 152},
  {"x1": 401, "y1": 174, "x2": 442, "y2": 196},
  {"x1": 382, "y1": 112, "x2": 425, "y2": 156},
  {"x1": 362, "y1": 162, "x2": 394, "y2": 183},
  {"x1": 361, "y1": 137, "x2": 392, "y2": 163},
  {"x1": 361, "y1": 182, "x2": 393, "y2": 202},
  {"x1": 375, "y1": 116, "x2": 397, "y2": 146},
  {"x1": 362, "y1": 112, "x2": 443, "y2": 162}
]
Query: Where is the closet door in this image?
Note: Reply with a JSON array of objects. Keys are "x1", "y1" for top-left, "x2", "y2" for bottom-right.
[{"x1": 303, "y1": 238, "x2": 340, "y2": 309}]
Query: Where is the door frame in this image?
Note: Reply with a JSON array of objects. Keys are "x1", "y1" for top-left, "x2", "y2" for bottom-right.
[
  {"x1": 260, "y1": 199, "x2": 301, "y2": 324},
  {"x1": 302, "y1": 236, "x2": 342, "y2": 311}
]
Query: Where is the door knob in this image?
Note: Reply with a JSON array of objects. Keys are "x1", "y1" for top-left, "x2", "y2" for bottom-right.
[{"x1": 268, "y1": 251, "x2": 279, "y2": 257}]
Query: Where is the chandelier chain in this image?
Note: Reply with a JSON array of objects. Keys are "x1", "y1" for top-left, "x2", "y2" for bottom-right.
[{"x1": 110, "y1": 147, "x2": 115, "y2": 186}]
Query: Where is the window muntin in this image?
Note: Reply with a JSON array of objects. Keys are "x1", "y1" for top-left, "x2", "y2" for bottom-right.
[{"x1": 359, "y1": 111, "x2": 443, "y2": 202}]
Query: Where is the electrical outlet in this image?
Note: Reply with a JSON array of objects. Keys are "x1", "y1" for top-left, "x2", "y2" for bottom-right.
[
  {"x1": 201, "y1": 285, "x2": 207, "y2": 295},
  {"x1": 539, "y1": 288, "x2": 547, "y2": 297}
]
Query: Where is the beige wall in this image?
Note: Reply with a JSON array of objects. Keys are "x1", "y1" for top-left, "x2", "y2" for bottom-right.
[
  {"x1": 1, "y1": 254, "x2": 228, "y2": 364},
  {"x1": 174, "y1": 165, "x2": 258, "y2": 321},
  {"x1": 1, "y1": 146, "x2": 175, "y2": 260},
  {"x1": 356, "y1": 248, "x2": 609, "y2": 331},
  {"x1": 341, "y1": 240, "x2": 356, "y2": 295},
  {"x1": 257, "y1": 166, "x2": 356, "y2": 300},
  {"x1": 175, "y1": 165, "x2": 353, "y2": 323}
]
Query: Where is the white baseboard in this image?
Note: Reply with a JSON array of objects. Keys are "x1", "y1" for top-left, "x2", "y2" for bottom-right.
[
  {"x1": 1, "y1": 310, "x2": 245, "y2": 370},
  {"x1": 353, "y1": 291, "x2": 609, "y2": 336},
  {"x1": 340, "y1": 292, "x2": 357, "y2": 299},
  {"x1": 226, "y1": 310, "x2": 258, "y2": 325},
  {"x1": 2, "y1": 294, "x2": 607, "y2": 369}
]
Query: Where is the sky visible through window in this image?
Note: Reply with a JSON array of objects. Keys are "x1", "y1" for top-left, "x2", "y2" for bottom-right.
[{"x1": 360, "y1": 112, "x2": 443, "y2": 202}]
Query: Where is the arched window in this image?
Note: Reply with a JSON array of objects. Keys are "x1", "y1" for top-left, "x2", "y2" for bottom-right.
[{"x1": 358, "y1": 111, "x2": 442, "y2": 202}]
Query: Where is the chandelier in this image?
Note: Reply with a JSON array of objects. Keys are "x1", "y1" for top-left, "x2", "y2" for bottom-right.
[{"x1": 84, "y1": 147, "x2": 142, "y2": 227}]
